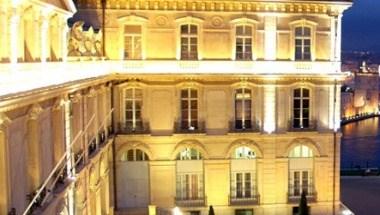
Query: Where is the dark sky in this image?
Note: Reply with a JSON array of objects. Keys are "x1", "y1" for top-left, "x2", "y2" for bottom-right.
[{"x1": 343, "y1": 0, "x2": 380, "y2": 52}]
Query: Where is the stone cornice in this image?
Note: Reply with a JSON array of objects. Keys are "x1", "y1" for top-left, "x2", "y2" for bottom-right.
[{"x1": 78, "y1": 0, "x2": 352, "y2": 15}]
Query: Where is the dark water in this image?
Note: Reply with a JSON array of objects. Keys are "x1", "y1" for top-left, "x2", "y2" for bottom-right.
[{"x1": 341, "y1": 117, "x2": 380, "y2": 169}]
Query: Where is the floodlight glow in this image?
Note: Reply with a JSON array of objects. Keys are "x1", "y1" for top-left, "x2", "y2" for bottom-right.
[{"x1": 173, "y1": 207, "x2": 182, "y2": 215}]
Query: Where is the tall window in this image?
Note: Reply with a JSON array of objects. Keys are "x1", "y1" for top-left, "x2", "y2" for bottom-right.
[
  {"x1": 176, "y1": 174, "x2": 203, "y2": 200},
  {"x1": 181, "y1": 88, "x2": 198, "y2": 130},
  {"x1": 181, "y1": 24, "x2": 198, "y2": 60},
  {"x1": 125, "y1": 88, "x2": 142, "y2": 130},
  {"x1": 236, "y1": 25, "x2": 252, "y2": 60},
  {"x1": 122, "y1": 149, "x2": 149, "y2": 161},
  {"x1": 231, "y1": 172, "x2": 255, "y2": 198},
  {"x1": 289, "y1": 145, "x2": 314, "y2": 197},
  {"x1": 293, "y1": 88, "x2": 310, "y2": 128},
  {"x1": 295, "y1": 26, "x2": 311, "y2": 60},
  {"x1": 124, "y1": 25, "x2": 142, "y2": 59},
  {"x1": 235, "y1": 88, "x2": 251, "y2": 129}
]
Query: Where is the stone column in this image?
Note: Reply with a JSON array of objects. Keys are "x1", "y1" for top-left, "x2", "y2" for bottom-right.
[
  {"x1": 0, "y1": 8, "x2": 8, "y2": 62},
  {"x1": 8, "y1": 8, "x2": 20, "y2": 64},
  {"x1": 60, "y1": 18, "x2": 69, "y2": 62},
  {"x1": 40, "y1": 15, "x2": 49, "y2": 62},
  {"x1": 263, "y1": 85, "x2": 276, "y2": 133},
  {"x1": 329, "y1": 15, "x2": 337, "y2": 62},
  {"x1": 264, "y1": 16, "x2": 277, "y2": 61},
  {"x1": 335, "y1": 14, "x2": 343, "y2": 62},
  {"x1": 0, "y1": 114, "x2": 11, "y2": 215},
  {"x1": 27, "y1": 104, "x2": 43, "y2": 192},
  {"x1": 52, "y1": 98, "x2": 66, "y2": 166}
]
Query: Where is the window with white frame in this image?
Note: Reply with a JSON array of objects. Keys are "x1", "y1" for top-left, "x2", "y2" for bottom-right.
[
  {"x1": 235, "y1": 88, "x2": 252, "y2": 129},
  {"x1": 176, "y1": 173, "x2": 204, "y2": 200},
  {"x1": 294, "y1": 26, "x2": 311, "y2": 61},
  {"x1": 236, "y1": 25, "x2": 252, "y2": 60},
  {"x1": 231, "y1": 172, "x2": 255, "y2": 198},
  {"x1": 289, "y1": 144, "x2": 314, "y2": 197},
  {"x1": 180, "y1": 88, "x2": 198, "y2": 130},
  {"x1": 122, "y1": 149, "x2": 149, "y2": 161},
  {"x1": 293, "y1": 88, "x2": 310, "y2": 129},
  {"x1": 177, "y1": 148, "x2": 202, "y2": 160},
  {"x1": 234, "y1": 147, "x2": 256, "y2": 159},
  {"x1": 124, "y1": 88, "x2": 142, "y2": 131},
  {"x1": 180, "y1": 24, "x2": 198, "y2": 60},
  {"x1": 124, "y1": 25, "x2": 142, "y2": 59}
]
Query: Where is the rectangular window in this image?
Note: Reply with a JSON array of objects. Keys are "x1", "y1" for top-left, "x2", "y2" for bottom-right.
[
  {"x1": 293, "y1": 88, "x2": 310, "y2": 128},
  {"x1": 181, "y1": 24, "x2": 198, "y2": 60},
  {"x1": 290, "y1": 170, "x2": 311, "y2": 196},
  {"x1": 236, "y1": 25, "x2": 253, "y2": 60},
  {"x1": 235, "y1": 88, "x2": 252, "y2": 129},
  {"x1": 231, "y1": 172, "x2": 255, "y2": 199},
  {"x1": 294, "y1": 26, "x2": 311, "y2": 61},
  {"x1": 235, "y1": 209, "x2": 254, "y2": 215},
  {"x1": 176, "y1": 173, "x2": 203, "y2": 200},
  {"x1": 181, "y1": 88, "x2": 198, "y2": 130},
  {"x1": 124, "y1": 88, "x2": 143, "y2": 130},
  {"x1": 124, "y1": 25, "x2": 142, "y2": 59}
]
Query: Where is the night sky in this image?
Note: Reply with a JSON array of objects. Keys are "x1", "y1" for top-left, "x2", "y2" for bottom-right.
[{"x1": 343, "y1": 0, "x2": 380, "y2": 52}]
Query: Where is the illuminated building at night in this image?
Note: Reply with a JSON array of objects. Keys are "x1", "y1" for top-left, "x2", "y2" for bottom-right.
[{"x1": 0, "y1": 0, "x2": 353, "y2": 215}]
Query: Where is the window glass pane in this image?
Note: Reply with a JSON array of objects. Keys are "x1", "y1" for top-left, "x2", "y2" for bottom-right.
[
  {"x1": 294, "y1": 89, "x2": 301, "y2": 97},
  {"x1": 190, "y1": 89, "x2": 198, "y2": 98},
  {"x1": 295, "y1": 39, "x2": 302, "y2": 46},
  {"x1": 236, "y1": 26, "x2": 243, "y2": 35},
  {"x1": 302, "y1": 89, "x2": 309, "y2": 97},
  {"x1": 190, "y1": 25, "x2": 197, "y2": 34},
  {"x1": 304, "y1": 27, "x2": 311, "y2": 36},
  {"x1": 181, "y1": 89, "x2": 188, "y2": 98},
  {"x1": 293, "y1": 99, "x2": 301, "y2": 108},
  {"x1": 245, "y1": 26, "x2": 252, "y2": 35},
  {"x1": 181, "y1": 25, "x2": 188, "y2": 34},
  {"x1": 127, "y1": 150, "x2": 134, "y2": 161},
  {"x1": 304, "y1": 39, "x2": 311, "y2": 46},
  {"x1": 295, "y1": 27, "x2": 303, "y2": 36}
]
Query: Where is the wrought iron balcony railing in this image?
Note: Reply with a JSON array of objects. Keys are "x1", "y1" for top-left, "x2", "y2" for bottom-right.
[
  {"x1": 174, "y1": 121, "x2": 206, "y2": 134},
  {"x1": 287, "y1": 185, "x2": 317, "y2": 203},
  {"x1": 229, "y1": 120, "x2": 260, "y2": 133},
  {"x1": 175, "y1": 196, "x2": 206, "y2": 207},
  {"x1": 287, "y1": 120, "x2": 318, "y2": 132},
  {"x1": 117, "y1": 122, "x2": 150, "y2": 135}
]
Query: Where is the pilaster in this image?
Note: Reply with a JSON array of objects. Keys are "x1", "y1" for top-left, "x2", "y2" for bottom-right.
[
  {"x1": 26, "y1": 104, "x2": 43, "y2": 192},
  {"x1": 264, "y1": 16, "x2": 277, "y2": 61},
  {"x1": 8, "y1": 8, "x2": 20, "y2": 64},
  {"x1": 0, "y1": 113, "x2": 11, "y2": 215},
  {"x1": 39, "y1": 15, "x2": 49, "y2": 62}
]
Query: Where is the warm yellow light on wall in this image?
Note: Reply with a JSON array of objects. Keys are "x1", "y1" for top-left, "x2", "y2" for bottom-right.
[{"x1": 263, "y1": 85, "x2": 276, "y2": 133}]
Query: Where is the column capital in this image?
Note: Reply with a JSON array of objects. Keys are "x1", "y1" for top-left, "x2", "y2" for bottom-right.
[
  {"x1": 0, "y1": 113, "x2": 11, "y2": 132},
  {"x1": 53, "y1": 97, "x2": 67, "y2": 111},
  {"x1": 28, "y1": 104, "x2": 43, "y2": 120}
]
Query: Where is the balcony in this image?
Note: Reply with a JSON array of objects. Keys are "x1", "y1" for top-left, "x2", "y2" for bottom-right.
[
  {"x1": 229, "y1": 120, "x2": 260, "y2": 133},
  {"x1": 117, "y1": 122, "x2": 150, "y2": 135},
  {"x1": 174, "y1": 121, "x2": 206, "y2": 134},
  {"x1": 175, "y1": 196, "x2": 206, "y2": 207},
  {"x1": 287, "y1": 120, "x2": 318, "y2": 132},
  {"x1": 288, "y1": 185, "x2": 317, "y2": 203},
  {"x1": 229, "y1": 194, "x2": 260, "y2": 206}
]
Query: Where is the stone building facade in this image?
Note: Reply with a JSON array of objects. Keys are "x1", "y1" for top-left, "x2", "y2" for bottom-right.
[{"x1": 0, "y1": 0, "x2": 353, "y2": 215}]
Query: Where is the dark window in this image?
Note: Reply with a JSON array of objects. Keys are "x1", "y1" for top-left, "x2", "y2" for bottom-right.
[{"x1": 294, "y1": 26, "x2": 311, "y2": 61}]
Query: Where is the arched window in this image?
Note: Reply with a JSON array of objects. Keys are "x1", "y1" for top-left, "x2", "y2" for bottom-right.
[
  {"x1": 124, "y1": 88, "x2": 142, "y2": 131},
  {"x1": 124, "y1": 25, "x2": 142, "y2": 59},
  {"x1": 293, "y1": 88, "x2": 310, "y2": 129},
  {"x1": 235, "y1": 25, "x2": 252, "y2": 60},
  {"x1": 233, "y1": 146, "x2": 256, "y2": 159},
  {"x1": 121, "y1": 149, "x2": 149, "y2": 161},
  {"x1": 235, "y1": 88, "x2": 252, "y2": 129},
  {"x1": 180, "y1": 24, "x2": 198, "y2": 60},
  {"x1": 180, "y1": 88, "x2": 198, "y2": 130},
  {"x1": 295, "y1": 26, "x2": 311, "y2": 61},
  {"x1": 289, "y1": 144, "x2": 313, "y2": 158},
  {"x1": 177, "y1": 148, "x2": 202, "y2": 160}
]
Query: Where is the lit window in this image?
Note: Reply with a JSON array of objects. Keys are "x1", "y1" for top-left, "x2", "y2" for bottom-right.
[
  {"x1": 176, "y1": 173, "x2": 203, "y2": 200},
  {"x1": 235, "y1": 88, "x2": 252, "y2": 129},
  {"x1": 293, "y1": 88, "x2": 310, "y2": 128},
  {"x1": 289, "y1": 145, "x2": 313, "y2": 158},
  {"x1": 231, "y1": 172, "x2": 255, "y2": 198},
  {"x1": 234, "y1": 147, "x2": 256, "y2": 159},
  {"x1": 124, "y1": 88, "x2": 142, "y2": 131},
  {"x1": 177, "y1": 148, "x2": 202, "y2": 160},
  {"x1": 290, "y1": 170, "x2": 312, "y2": 196},
  {"x1": 294, "y1": 26, "x2": 311, "y2": 61},
  {"x1": 236, "y1": 25, "x2": 252, "y2": 60},
  {"x1": 124, "y1": 25, "x2": 142, "y2": 59},
  {"x1": 181, "y1": 88, "x2": 198, "y2": 130},
  {"x1": 180, "y1": 24, "x2": 198, "y2": 60},
  {"x1": 122, "y1": 149, "x2": 149, "y2": 161}
]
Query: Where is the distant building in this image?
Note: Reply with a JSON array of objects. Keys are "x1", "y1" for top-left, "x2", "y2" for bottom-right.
[{"x1": 341, "y1": 61, "x2": 380, "y2": 118}]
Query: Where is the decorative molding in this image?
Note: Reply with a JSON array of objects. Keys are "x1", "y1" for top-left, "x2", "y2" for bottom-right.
[
  {"x1": 68, "y1": 21, "x2": 103, "y2": 57},
  {"x1": 28, "y1": 104, "x2": 43, "y2": 120},
  {"x1": 154, "y1": 15, "x2": 169, "y2": 27},
  {"x1": 210, "y1": 16, "x2": 224, "y2": 28}
]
